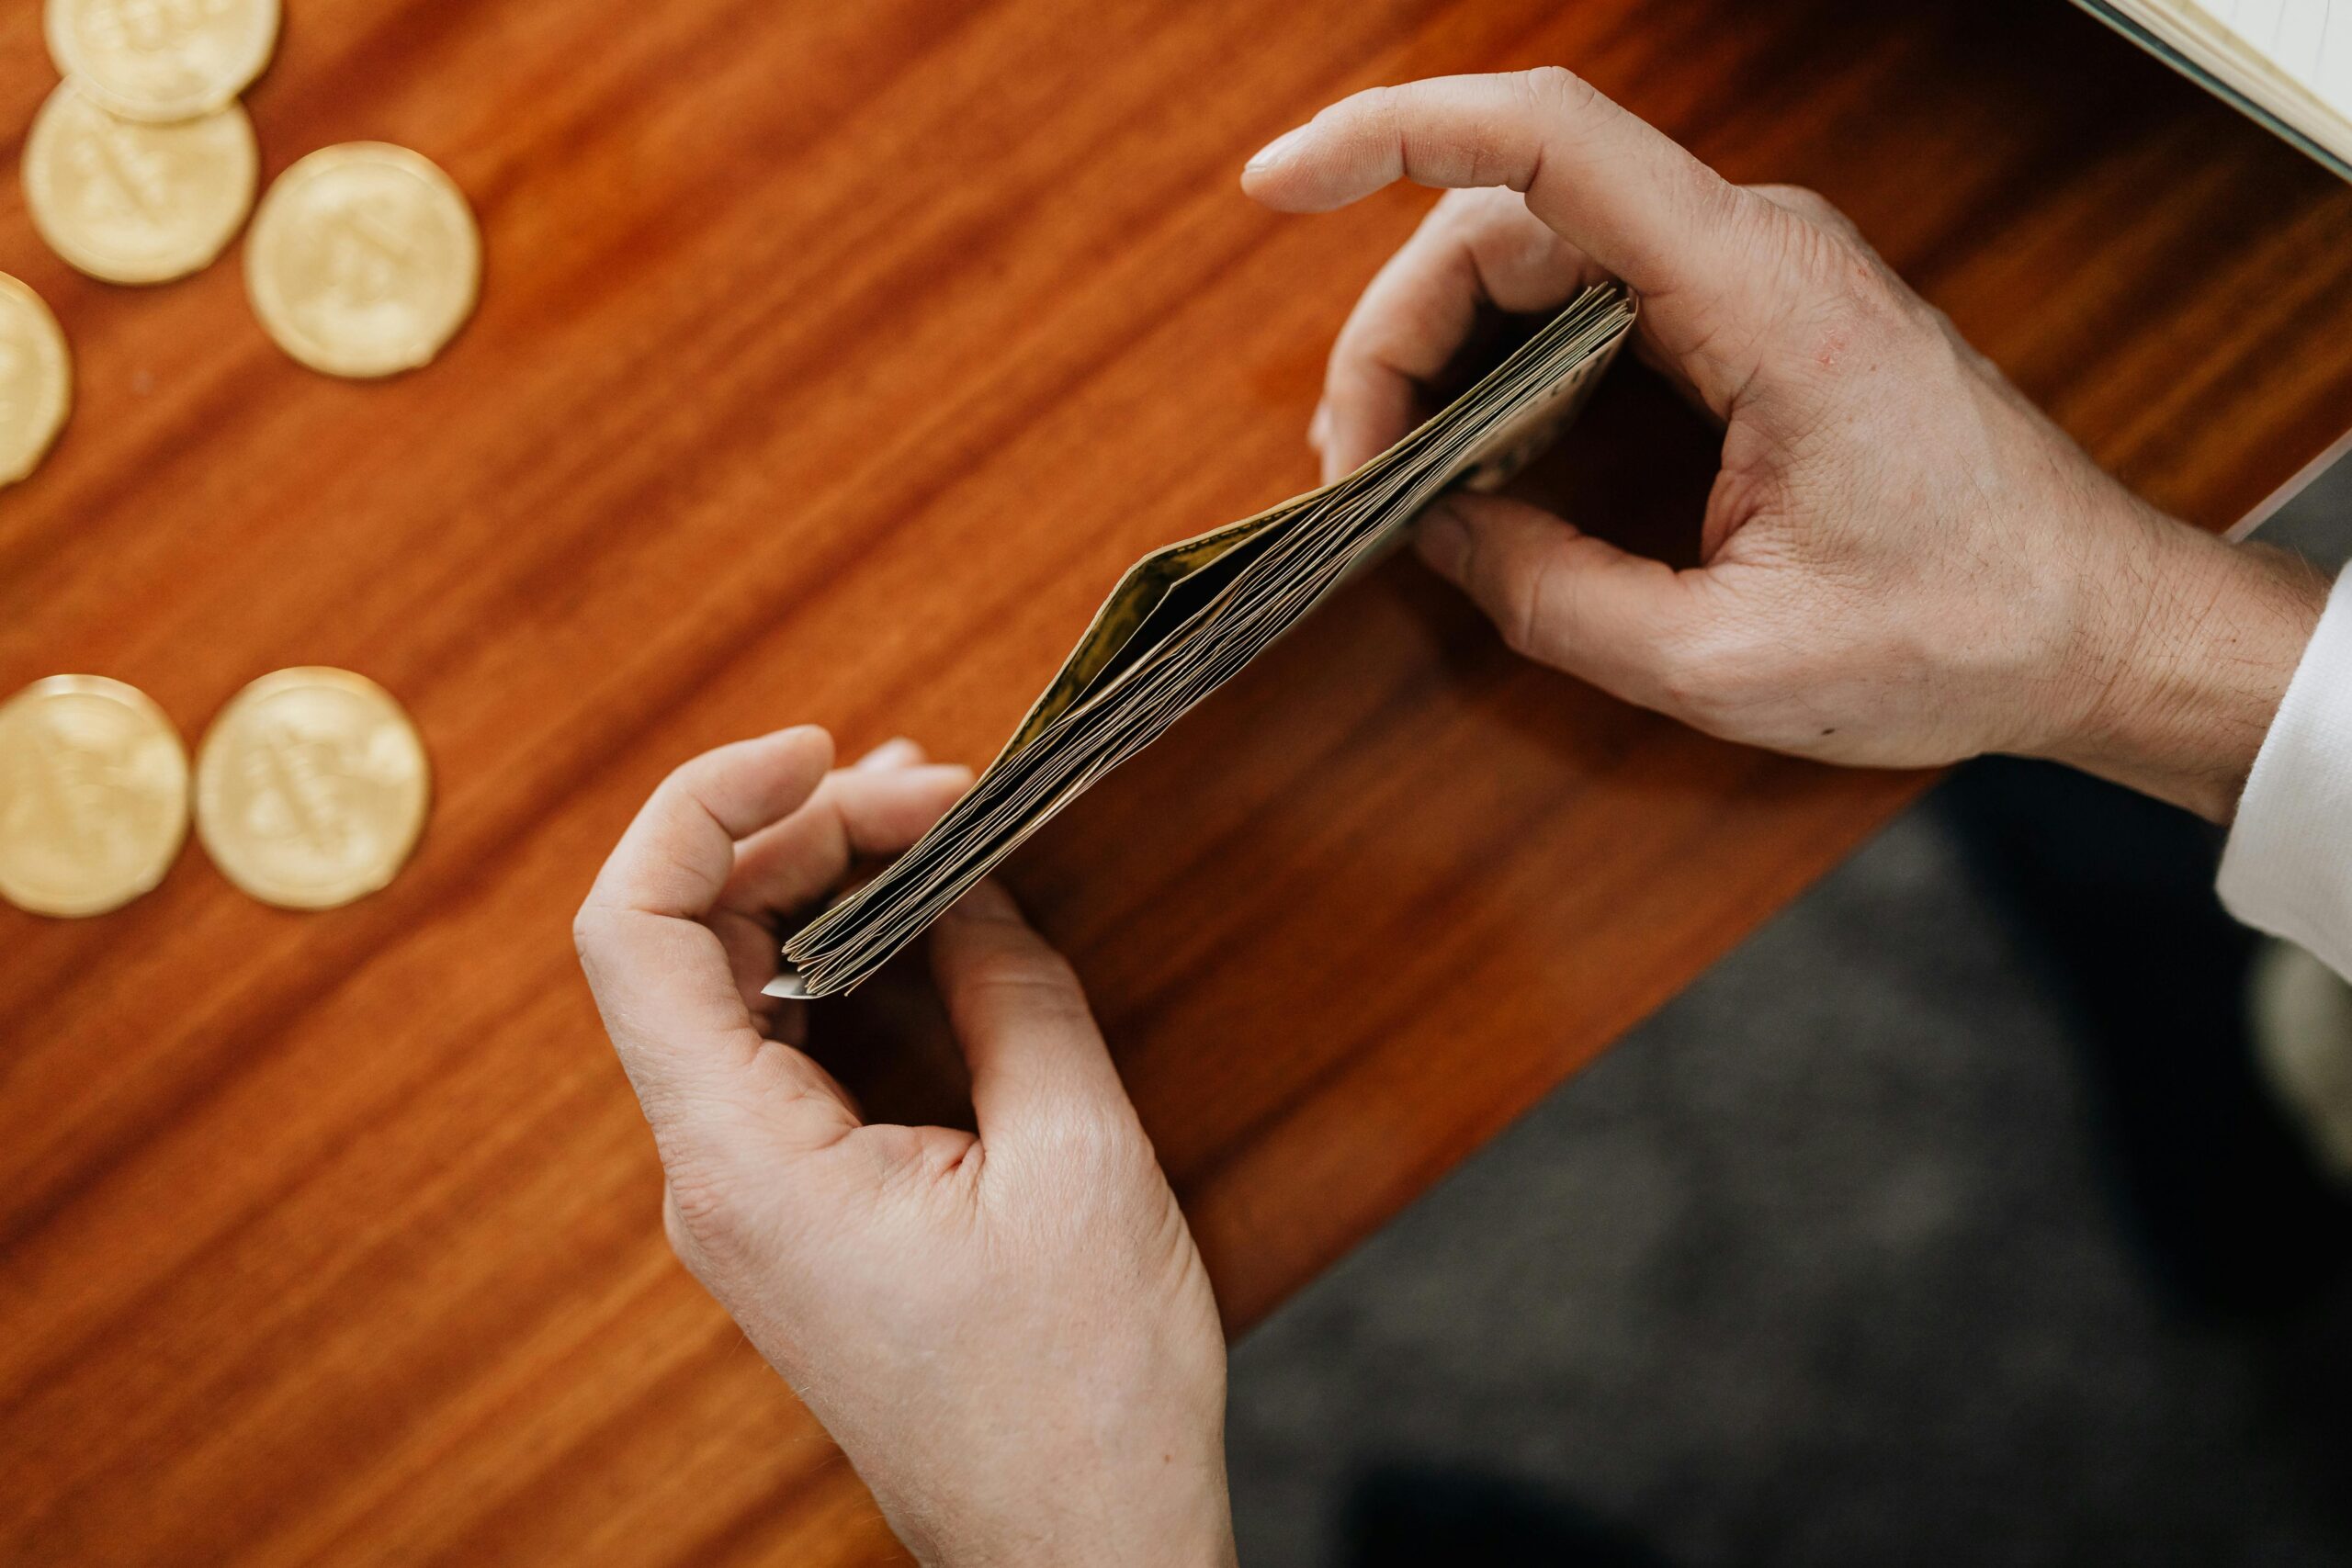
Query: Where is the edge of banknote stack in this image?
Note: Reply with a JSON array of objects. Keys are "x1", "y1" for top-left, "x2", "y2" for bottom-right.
[{"x1": 774, "y1": 283, "x2": 1639, "y2": 998}]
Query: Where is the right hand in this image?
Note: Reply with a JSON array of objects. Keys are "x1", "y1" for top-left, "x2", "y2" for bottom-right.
[{"x1": 1243, "y1": 69, "x2": 2325, "y2": 821}]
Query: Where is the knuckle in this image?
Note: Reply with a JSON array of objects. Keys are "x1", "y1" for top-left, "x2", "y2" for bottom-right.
[
  {"x1": 1751, "y1": 182, "x2": 1840, "y2": 228},
  {"x1": 1487, "y1": 554, "x2": 1547, "y2": 658},
  {"x1": 1491, "y1": 544, "x2": 1575, "y2": 664},
  {"x1": 1494, "y1": 69, "x2": 1600, "y2": 189},
  {"x1": 661, "y1": 1189, "x2": 700, "y2": 1266},
  {"x1": 571, "y1": 903, "x2": 617, "y2": 972},
  {"x1": 1517, "y1": 64, "x2": 1597, "y2": 119},
  {"x1": 1688, "y1": 166, "x2": 1755, "y2": 232},
  {"x1": 652, "y1": 756, "x2": 701, "y2": 804},
  {"x1": 963, "y1": 943, "x2": 1090, "y2": 1015},
  {"x1": 1352, "y1": 80, "x2": 1398, "y2": 131},
  {"x1": 1497, "y1": 582, "x2": 1550, "y2": 660}
]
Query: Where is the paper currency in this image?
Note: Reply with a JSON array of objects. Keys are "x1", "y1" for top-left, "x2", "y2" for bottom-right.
[{"x1": 778, "y1": 284, "x2": 1639, "y2": 997}]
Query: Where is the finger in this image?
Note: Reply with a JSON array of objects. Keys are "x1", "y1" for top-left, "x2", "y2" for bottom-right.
[
  {"x1": 711, "y1": 759, "x2": 970, "y2": 1014},
  {"x1": 1318, "y1": 187, "x2": 1606, "y2": 482},
  {"x1": 724, "y1": 761, "x2": 974, "y2": 919},
  {"x1": 576, "y1": 897, "x2": 857, "y2": 1150},
  {"x1": 1413, "y1": 492, "x2": 1704, "y2": 712},
  {"x1": 1307, "y1": 400, "x2": 1333, "y2": 459},
  {"x1": 928, "y1": 880, "x2": 1135, "y2": 1147},
  {"x1": 1750, "y1": 181, "x2": 1860, "y2": 240},
  {"x1": 707, "y1": 904, "x2": 802, "y2": 1025},
  {"x1": 584, "y1": 727, "x2": 834, "y2": 919},
  {"x1": 854, "y1": 736, "x2": 926, "y2": 770},
  {"x1": 576, "y1": 727, "x2": 855, "y2": 1138},
  {"x1": 1243, "y1": 69, "x2": 1770, "y2": 398}
]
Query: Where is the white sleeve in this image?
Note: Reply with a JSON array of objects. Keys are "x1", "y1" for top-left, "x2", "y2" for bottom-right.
[{"x1": 2219, "y1": 567, "x2": 2352, "y2": 979}]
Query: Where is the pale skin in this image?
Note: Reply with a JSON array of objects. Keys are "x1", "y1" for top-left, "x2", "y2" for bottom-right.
[{"x1": 576, "y1": 67, "x2": 2330, "y2": 1566}]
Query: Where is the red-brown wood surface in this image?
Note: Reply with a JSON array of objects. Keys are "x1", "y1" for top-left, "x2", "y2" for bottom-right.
[{"x1": 4, "y1": 0, "x2": 2350, "y2": 1561}]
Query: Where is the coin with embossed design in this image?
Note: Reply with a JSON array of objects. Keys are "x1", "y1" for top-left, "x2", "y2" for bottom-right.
[
  {"x1": 45, "y1": 0, "x2": 280, "y2": 125},
  {"x1": 195, "y1": 668, "x2": 430, "y2": 909},
  {"x1": 0, "y1": 274, "x2": 73, "y2": 487},
  {"x1": 245, "y1": 143, "x2": 481, "y2": 378},
  {"x1": 0, "y1": 675, "x2": 189, "y2": 918},
  {"x1": 26, "y1": 83, "x2": 257, "y2": 286}
]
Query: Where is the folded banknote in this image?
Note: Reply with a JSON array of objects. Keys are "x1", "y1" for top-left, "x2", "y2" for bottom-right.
[{"x1": 774, "y1": 283, "x2": 1637, "y2": 998}]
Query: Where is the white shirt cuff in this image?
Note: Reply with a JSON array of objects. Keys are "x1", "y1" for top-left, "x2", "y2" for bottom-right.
[{"x1": 2219, "y1": 567, "x2": 2352, "y2": 978}]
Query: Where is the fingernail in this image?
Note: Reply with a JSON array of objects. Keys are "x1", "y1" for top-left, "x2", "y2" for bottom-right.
[
  {"x1": 855, "y1": 737, "x2": 924, "y2": 770},
  {"x1": 765, "y1": 724, "x2": 835, "y2": 766},
  {"x1": 1415, "y1": 500, "x2": 1470, "y2": 577},
  {"x1": 1245, "y1": 125, "x2": 1308, "y2": 172}
]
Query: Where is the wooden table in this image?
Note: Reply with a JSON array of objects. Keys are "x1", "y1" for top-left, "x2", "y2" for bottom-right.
[{"x1": 4, "y1": 0, "x2": 2349, "y2": 1560}]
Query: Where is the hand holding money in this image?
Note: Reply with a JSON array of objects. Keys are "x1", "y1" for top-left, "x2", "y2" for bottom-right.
[
  {"x1": 573, "y1": 728, "x2": 1235, "y2": 1568},
  {"x1": 1246, "y1": 68, "x2": 2326, "y2": 822}
]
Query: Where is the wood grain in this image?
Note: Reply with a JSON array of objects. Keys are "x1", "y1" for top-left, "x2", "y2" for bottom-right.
[{"x1": 3, "y1": 0, "x2": 2348, "y2": 1560}]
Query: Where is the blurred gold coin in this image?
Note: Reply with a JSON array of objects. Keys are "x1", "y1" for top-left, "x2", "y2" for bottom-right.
[
  {"x1": 26, "y1": 84, "x2": 257, "y2": 286},
  {"x1": 0, "y1": 675, "x2": 189, "y2": 918},
  {"x1": 195, "y1": 668, "x2": 430, "y2": 909},
  {"x1": 45, "y1": 0, "x2": 279, "y2": 124},
  {"x1": 0, "y1": 275, "x2": 73, "y2": 487},
  {"x1": 245, "y1": 143, "x2": 481, "y2": 378}
]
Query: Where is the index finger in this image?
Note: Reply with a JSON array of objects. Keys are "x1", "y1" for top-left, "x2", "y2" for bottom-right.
[{"x1": 1242, "y1": 69, "x2": 1762, "y2": 394}]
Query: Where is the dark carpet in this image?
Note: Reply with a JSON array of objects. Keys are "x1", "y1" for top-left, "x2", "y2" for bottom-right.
[{"x1": 1225, "y1": 453, "x2": 2352, "y2": 1564}]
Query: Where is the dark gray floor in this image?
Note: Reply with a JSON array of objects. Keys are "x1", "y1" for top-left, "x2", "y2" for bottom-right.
[{"x1": 1227, "y1": 469, "x2": 2352, "y2": 1567}]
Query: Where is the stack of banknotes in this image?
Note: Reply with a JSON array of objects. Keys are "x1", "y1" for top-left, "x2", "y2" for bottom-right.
[{"x1": 776, "y1": 283, "x2": 1638, "y2": 998}]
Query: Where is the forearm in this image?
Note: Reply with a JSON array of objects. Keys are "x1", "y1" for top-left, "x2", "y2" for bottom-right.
[{"x1": 2040, "y1": 511, "x2": 2329, "y2": 823}]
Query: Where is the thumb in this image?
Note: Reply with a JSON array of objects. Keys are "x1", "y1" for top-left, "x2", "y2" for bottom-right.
[
  {"x1": 928, "y1": 880, "x2": 1137, "y2": 1151},
  {"x1": 1415, "y1": 492, "x2": 1703, "y2": 714}
]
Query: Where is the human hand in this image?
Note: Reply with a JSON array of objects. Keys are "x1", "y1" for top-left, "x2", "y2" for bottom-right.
[
  {"x1": 1243, "y1": 69, "x2": 2326, "y2": 820},
  {"x1": 573, "y1": 728, "x2": 1233, "y2": 1568}
]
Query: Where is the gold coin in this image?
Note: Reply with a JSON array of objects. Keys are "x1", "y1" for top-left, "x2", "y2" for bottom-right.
[
  {"x1": 25, "y1": 84, "x2": 258, "y2": 286},
  {"x1": 0, "y1": 675, "x2": 189, "y2": 918},
  {"x1": 195, "y1": 668, "x2": 430, "y2": 909},
  {"x1": 245, "y1": 143, "x2": 481, "y2": 379},
  {"x1": 45, "y1": 0, "x2": 280, "y2": 124},
  {"x1": 0, "y1": 275, "x2": 73, "y2": 487}
]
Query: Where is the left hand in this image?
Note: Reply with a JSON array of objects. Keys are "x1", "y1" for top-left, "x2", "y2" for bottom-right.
[{"x1": 572, "y1": 727, "x2": 1234, "y2": 1568}]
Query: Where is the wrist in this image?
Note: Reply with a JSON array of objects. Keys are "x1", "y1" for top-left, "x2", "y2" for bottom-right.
[
  {"x1": 899, "y1": 1424, "x2": 1236, "y2": 1568},
  {"x1": 2040, "y1": 512, "x2": 2327, "y2": 821},
  {"x1": 916, "y1": 1471, "x2": 1237, "y2": 1568}
]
